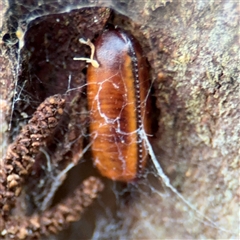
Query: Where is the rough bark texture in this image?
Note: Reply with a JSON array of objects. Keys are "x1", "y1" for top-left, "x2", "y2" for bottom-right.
[{"x1": 0, "y1": 0, "x2": 239, "y2": 239}]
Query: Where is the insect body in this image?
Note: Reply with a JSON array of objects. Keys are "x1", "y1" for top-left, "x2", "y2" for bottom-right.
[{"x1": 87, "y1": 29, "x2": 150, "y2": 181}]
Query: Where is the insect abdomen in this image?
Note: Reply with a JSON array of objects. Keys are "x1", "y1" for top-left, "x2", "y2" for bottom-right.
[{"x1": 87, "y1": 29, "x2": 150, "y2": 181}]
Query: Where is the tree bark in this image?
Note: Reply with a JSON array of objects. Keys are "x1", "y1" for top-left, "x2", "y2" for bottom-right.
[{"x1": 0, "y1": 0, "x2": 239, "y2": 239}]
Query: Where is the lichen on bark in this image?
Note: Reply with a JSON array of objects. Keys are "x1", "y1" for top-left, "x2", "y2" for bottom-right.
[{"x1": 0, "y1": 0, "x2": 239, "y2": 239}]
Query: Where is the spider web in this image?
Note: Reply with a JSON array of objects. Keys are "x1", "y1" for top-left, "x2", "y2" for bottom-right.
[{"x1": 1, "y1": 1, "x2": 236, "y2": 240}]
